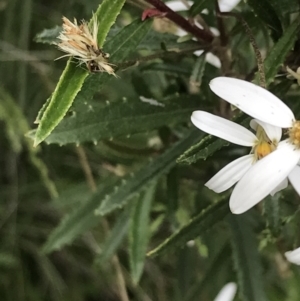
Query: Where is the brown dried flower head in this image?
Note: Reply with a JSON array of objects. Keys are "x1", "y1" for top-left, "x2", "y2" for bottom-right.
[{"x1": 56, "y1": 16, "x2": 116, "y2": 76}]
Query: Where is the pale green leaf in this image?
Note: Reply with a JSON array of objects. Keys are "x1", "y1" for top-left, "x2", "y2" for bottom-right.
[
  {"x1": 95, "y1": 207, "x2": 131, "y2": 264},
  {"x1": 34, "y1": 26, "x2": 61, "y2": 44},
  {"x1": 261, "y1": 18, "x2": 300, "y2": 85},
  {"x1": 129, "y1": 183, "x2": 156, "y2": 284}
]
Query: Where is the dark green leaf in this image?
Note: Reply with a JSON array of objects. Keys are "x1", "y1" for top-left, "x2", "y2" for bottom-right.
[
  {"x1": 147, "y1": 198, "x2": 229, "y2": 258},
  {"x1": 229, "y1": 214, "x2": 268, "y2": 301},
  {"x1": 34, "y1": 0, "x2": 126, "y2": 146},
  {"x1": 190, "y1": 0, "x2": 213, "y2": 17},
  {"x1": 72, "y1": 19, "x2": 152, "y2": 107},
  {"x1": 95, "y1": 128, "x2": 202, "y2": 216},
  {"x1": 43, "y1": 179, "x2": 117, "y2": 253},
  {"x1": 30, "y1": 95, "x2": 200, "y2": 145},
  {"x1": 177, "y1": 134, "x2": 229, "y2": 165},
  {"x1": 246, "y1": 0, "x2": 282, "y2": 40}
]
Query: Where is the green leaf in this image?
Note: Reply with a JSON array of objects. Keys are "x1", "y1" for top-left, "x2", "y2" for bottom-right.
[
  {"x1": 34, "y1": 63, "x2": 88, "y2": 146},
  {"x1": 270, "y1": 0, "x2": 300, "y2": 16},
  {"x1": 246, "y1": 0, "x2": 282, "y2": 40},
  {"x1": 129, "y1": 183, "x2": 156, "y2": 284},
  {"x1": 147, "y1": 198, "x2": 229, "y2": 258},
  {"x1": 43, "y1": 178, "x2": 117, "y2": 253},
  {"x1": 263, "y1": 194, "x2": 281, "y2": 237},
  {"x1": 30, "y1": 95, "x2": 200, "y2": 145},
  {"x1": 189, "y1": 54, "x2": 206, "y2": 91},
  {"x1": 72, "y1": 18, "x2": 152, "y2": 108},
  {"x1": 34, "y1": 0, "x2": 126, "y2": 146},
  {"x1": 95, "y1": 207, "x2": 131, "y2": 265},
  {"x1": 190, "y1": 0, "x2": 213, "y2": 17},
  {"x1": 95, "y1": 128, "x2": 201, "y2": 216},
  {"x1": 229, "y1": 214, "x2": 268, "y2": 301},
  {"x1": 186, "y1": 242, "x2": 231, "y2": 301},
  {"x1": 34, "y1": 26, "x2": 61, "y2": 44},
  {"x1": 0, "y1": 87, "x2": 57, "y2": 198},
  {"x1": 177, "y1": 115, "x2": 250, "y2": 164},
  {"x1": 138, "y1": 30, "x2": 199, "y2": 51},
  {"x1": 94, "y1": 0, "x2": 126, "y2": 47},
  {"x1": 260, "y1": 18, "x2": 300, "y2": 85},
  {"x1": 177, "y1": 134, "x2": 229, "y2": 165}
]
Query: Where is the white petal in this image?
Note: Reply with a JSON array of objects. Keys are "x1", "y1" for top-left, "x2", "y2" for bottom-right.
[
  {"x1": 166, "y1": 1, "x2": 192, "y2": 11},
  {"x1": 206, "y1": 155, "x2": 253, "y2": 193},
  {"x1": 285, "y1": 247, "x2": 300, "y2": 265},
  {"x1": 209, "y1": 77, "x2": 295, "y2": 128},
  {"x1": 219, "y1": 0, "x2": 241, "y2": 12},
  {"x1": 270, "y1": 178, "x2": 288, "y2": 196},
  {"x1": 230, "y1": 140, "x2": 300, "y2": 214},
  {"x1": 214, "y1": 282, "x2": 237, "y2": 301},
  {"x1": 288, "y1": 165, "x2": 300, "y2": 196},
  {"x1": 191, "y1": 111, "x2": 256, "y2": 146},
  {"x1": 250, "y1": 119, "x2": 282, "y2": 142}
]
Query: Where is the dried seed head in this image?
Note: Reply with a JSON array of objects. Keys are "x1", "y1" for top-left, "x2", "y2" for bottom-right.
[{"x1": 56, "y1": 16, "x2": 116, "y2": 76}]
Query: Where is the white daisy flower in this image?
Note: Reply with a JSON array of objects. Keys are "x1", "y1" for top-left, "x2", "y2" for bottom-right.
[
  {"x1": 191, "y1": 111, "x2": 282, "y2": 200},
  {"x1": 285, "y1": 247, "x2": 300, "y2": 265},
  {"x1": 209, "y1": 77, "x2": 300, "y2": 214}
]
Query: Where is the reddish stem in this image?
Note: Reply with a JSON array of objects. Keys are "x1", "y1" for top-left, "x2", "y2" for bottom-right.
[{"x1": 144, "y1": 0, "x2": 214, "y2": 43}]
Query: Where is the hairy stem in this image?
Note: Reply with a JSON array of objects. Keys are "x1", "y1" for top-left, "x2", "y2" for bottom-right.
[{"x1": 219, "y1": 12, "x2": 266, "y2": 88}]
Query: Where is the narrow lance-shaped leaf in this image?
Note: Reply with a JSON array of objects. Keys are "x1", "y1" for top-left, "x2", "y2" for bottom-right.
[
  {"x1": 177, "y1": 115, "x2": 250, "y2": 165},
  {"x1": 95, "y1": 128, "x2": 201, "y2": 216},
  {"x1": 255, "y1": 17, "x2": 300, "y2": 85},
  {"x1": 228, "y1": 214, "x2": 268, "y2": 301},
  {"x1": 177, "y1": 134, "x2": 229, "y2": 165},
  {"x1": 34, "y1": 0, "x2": 126, "y2": 146},
  {"x1": 29, "y1": 95, "x2": 201, "y2": 145},
  {"x1": 130, "y1": 182, "x2": 156, "y2": 284},
  {"x1": 147, "y1": 198, "x2": 229, "y2": 258},
  {"x1": 43, "y1": 178, "x2": 118, "y2": 253},
  {"x1": 95, "y1": 207, "x2": 131, "y2": 265},
  {"x1": 246, "y1": 0, "x2": 282, "y2": 40}
]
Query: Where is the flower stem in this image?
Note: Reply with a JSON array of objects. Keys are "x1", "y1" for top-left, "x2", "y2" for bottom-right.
[
  {"x1": 75, "y1": 145, "x2": 130, "y2": 301},
  {"x1": 218, "y1": 12, "x2": 266, "y2": 88},
  {"x1": 144, "y1": 0, "x2": 214, "y2": 43}
]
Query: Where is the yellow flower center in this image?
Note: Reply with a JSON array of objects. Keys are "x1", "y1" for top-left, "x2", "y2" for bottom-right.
[
  {"x1": 288, "y1": 121, "x2": 300, "y2": 148},
  {"x1": 254, "y1": 142, "x2": 274, "y2": 160},
  {"x1": 252, "y1": 125, "x2": 277, "y2": 161}
]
